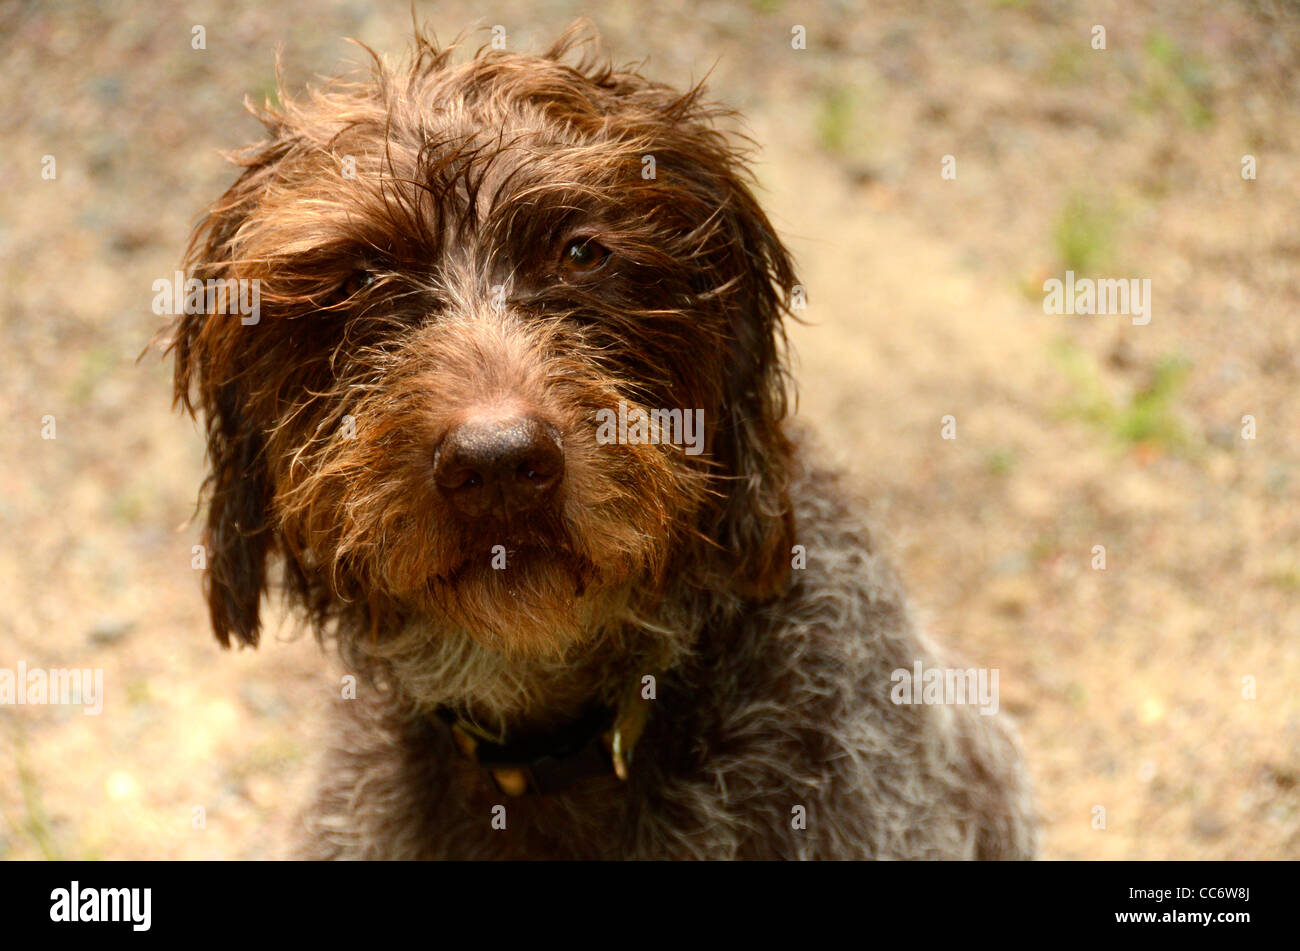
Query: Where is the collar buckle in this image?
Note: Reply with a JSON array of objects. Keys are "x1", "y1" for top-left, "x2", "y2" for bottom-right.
[{"x1": 437, "y1": 682, "x2": 651, "y2": 796}]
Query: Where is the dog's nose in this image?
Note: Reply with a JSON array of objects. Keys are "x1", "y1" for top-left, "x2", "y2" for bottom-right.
[{"x1": 434, "y1": 413, "x2": 564, "y2": 517}]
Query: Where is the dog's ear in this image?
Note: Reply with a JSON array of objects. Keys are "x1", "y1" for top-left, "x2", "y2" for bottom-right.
[
  {"x1": 190, "y1": 378, "x2": 273, "y2": 649},
  {"x1": 168, "y1": 128, "x2": 298, "y2": 648},
  {"x1": 709, "y1": 177, "x2": 798, "y2": 601},
  {"x1": 605, "y1": 78, "x2": 799, "y2": 601}
]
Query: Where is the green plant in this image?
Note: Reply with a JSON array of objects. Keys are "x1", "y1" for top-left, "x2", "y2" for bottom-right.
[
  {"x1": 815, "y1": 86, "x2": 855, "y2": 157},
  {"x1": 1053, "y1": 339, "x2": 1191, "y2": 451},
  {"x1": 1052, "y1": 194, "x2": 1117, "y2": 275},
  {"x1": 1137, "y1": 32, "x2": 1214, "y2": 129}
]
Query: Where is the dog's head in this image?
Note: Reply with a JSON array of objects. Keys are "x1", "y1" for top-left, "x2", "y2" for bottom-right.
[{"x1": 169, "y1": 25, "x2": 797, "y2": 659}]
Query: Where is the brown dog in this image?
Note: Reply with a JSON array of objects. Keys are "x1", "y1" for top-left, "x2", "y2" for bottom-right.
[{"x1": 167, "y1": 25, "x2": 1036, "y2": 859}]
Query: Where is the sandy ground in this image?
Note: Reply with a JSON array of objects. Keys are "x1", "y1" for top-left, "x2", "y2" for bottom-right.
[{"x1": 0, "y1": 0, "x2": 1296, "y2": 860}]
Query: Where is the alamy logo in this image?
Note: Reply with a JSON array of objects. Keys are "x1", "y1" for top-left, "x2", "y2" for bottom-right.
[
  {"x1": 890, "y1": 662, "x2": 999, "y2": 716},
  {"x1": 1043, "y1": 270, "x2": 1151, "y2": 325},
  {"x1": 595, "y1": 400, "x2": 705, "y2": 456},
  {"x1": 151, "y1": 271, "x2": 261, "y2": 325},
  {"x1": 50, "y1": 882, "x2": 151, "y2": 931},
  {"x1": 0, "y1": 661, "x2": 103, "y2": 715}
]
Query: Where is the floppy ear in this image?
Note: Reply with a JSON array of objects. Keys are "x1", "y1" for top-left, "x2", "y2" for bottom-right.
[
  {"x1": 618, "y1": 81, "x2": 799, "y2": 601},
  {"x1": 169, "y1": 129, "x2": 297, "y2": 648},
  {"x1": 711, "y1": 179, "x2": 798, "y2": 601},
  {"x1": 191, "y1": 377, "x2": 273, "y2": 649}
]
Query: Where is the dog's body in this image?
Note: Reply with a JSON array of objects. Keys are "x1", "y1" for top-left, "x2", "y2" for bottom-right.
[
  {"x1": 167, "y1": 26, "x2": 1035, "y2": 860},
  {"x1": 302, "y1": 451, "x2": 1034, "y2": 859}
]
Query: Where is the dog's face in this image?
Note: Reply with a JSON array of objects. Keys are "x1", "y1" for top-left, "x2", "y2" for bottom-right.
[{"x1": 170, "y1": 29, "x2": 796, "y2": 660}]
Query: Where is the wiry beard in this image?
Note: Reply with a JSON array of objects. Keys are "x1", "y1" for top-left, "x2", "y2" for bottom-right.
[
  {"x1": 425, "y1": 546, "x2": 603, "y2": 658},
  {"x1": 331, "y1": 579, "x2": 694, "y2": 733}
]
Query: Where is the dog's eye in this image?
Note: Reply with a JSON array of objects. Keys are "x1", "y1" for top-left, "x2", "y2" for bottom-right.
[
  {"x1": 560, "y1": 239, "x2": 610, "y2": 276},
  {"x1": 340, "y1": 270, "x2": 375, "y2": 299}
]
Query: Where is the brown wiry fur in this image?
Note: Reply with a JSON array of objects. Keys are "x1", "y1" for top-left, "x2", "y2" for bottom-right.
[{"x1": 165, "y1": 23, "x2": 1036, "y2": 858}]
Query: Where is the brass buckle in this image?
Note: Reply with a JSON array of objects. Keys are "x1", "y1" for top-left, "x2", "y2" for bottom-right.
[{"x1": 607, "y1": 683, "x2": 650, "y2": 781}]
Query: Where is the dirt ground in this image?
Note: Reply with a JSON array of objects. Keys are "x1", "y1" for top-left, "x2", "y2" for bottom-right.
[{"x1": 1, "y1": 0, "x2": 1296, "y2": 860}]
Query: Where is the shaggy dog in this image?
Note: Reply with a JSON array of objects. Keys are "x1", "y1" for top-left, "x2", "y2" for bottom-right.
[{"x1": 166, "y1": 25, "x2": 1036, "y2": 859}]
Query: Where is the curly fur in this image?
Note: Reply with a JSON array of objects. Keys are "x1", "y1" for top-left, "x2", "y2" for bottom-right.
[{"x1": 164, "y1": 23, "x2": 1036, "y2": 859}]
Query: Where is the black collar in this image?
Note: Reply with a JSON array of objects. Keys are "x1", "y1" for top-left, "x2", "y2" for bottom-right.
[{"x1": 435, "y1": 684, "x2": 650, "y2": 797}]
